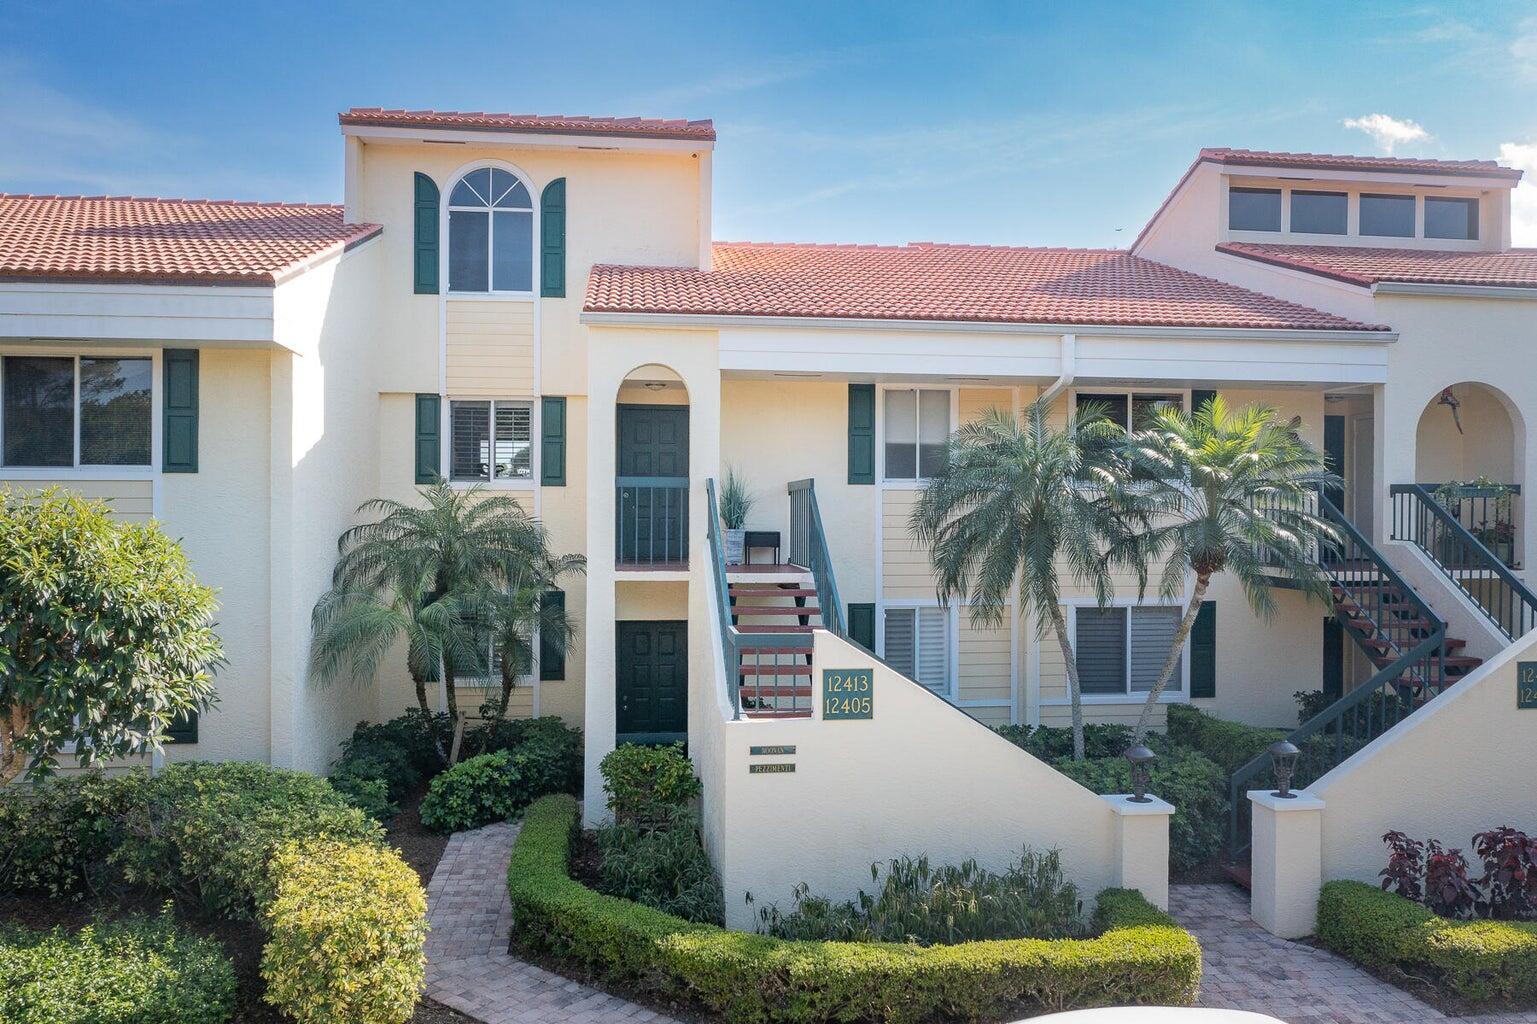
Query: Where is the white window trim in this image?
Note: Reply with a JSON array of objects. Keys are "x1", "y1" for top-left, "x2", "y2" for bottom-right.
[
  {"x1": 1069, "y1": 386, "x2": 1189, "y2": 428},
  {"x1": 0, "y1": 346, "x2": 161, "y2": 480},
  {"x1": 879, "y1": 599, "x2": 959, "y2": 700},
  {"x1": 1051, "y1": 597, "x2": 1192, "y2": 704},
  {"x1": 878, "y1": 383, "x2": 958, "y2": 487},
  {"x1": 444, "y1": 396, "x2": 536, "y2": 490},
  {"x1": 441, "y1": 159, "x2": 540, "y2": 299},
  {"x1": 1221, "y1": 177, "x2": 1486, "y2": 251}
]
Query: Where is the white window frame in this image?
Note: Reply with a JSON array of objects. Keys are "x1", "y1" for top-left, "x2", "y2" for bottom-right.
[
  {"x1": 1069, "y1": 387, "x2": 1189, "y2": 430},
  {"x1": 442, "y1": 161, "x2": 539, "y2": 299},
  {"x1": 445, "y1": 397, "x2": 535, "y2": 489},
  {"x1": 878, "y1": 600, "x2": 957, "y2": 699},
  {"x1": 0, "y1": 347, "x2": 161, "y2": 480},
  {"x1": 879, "y1": 384, "x2": 957, "y2": 486},
  {"x1": 1221, "y1": 178, "x2": 1486, "y2": 251},
  {"x1": 1051, "y1": 598, "x2": 1191, "y2": 704},
  {"x1": 455, "y1": 629, "x2": 538, "y2": 690}
]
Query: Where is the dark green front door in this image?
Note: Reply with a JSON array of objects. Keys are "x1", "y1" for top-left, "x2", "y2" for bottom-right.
[
  {"x1": 616, "y1": 404, "x2": 689, "y2": 563},
  {"x1": 616, "y1": 620, "x2": 688, "y2": 745}
]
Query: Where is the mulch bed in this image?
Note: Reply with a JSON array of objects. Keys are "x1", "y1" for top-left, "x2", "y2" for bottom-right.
[{"x1": 0, "y1": 784, "x2": 475, "y2": 1024}]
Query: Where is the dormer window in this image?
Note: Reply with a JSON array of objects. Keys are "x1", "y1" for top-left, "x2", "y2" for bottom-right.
[
  {"x1": 1289, "y1": 190, "x2": 1347, "y2": 235},
  {"x1": 1229, "y1": 187, "x2": 1281, "y2": 232},
  {"x1": 1359, "y1": 194, "x2": 1415, "y2": 238},
  {"x1": 1425, "y1": 196, "x2": 1478, "y2": 241},
  {"x1": 448, "y1": 167, "x2": 534, "y2": 293}
]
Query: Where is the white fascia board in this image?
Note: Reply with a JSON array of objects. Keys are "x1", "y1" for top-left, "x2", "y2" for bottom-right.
[
  {"x1": 0, "y1": 280, "x2": 275, "y2": 344},
  {"x1": 1073, "y1": 333, "x2": 1390, "y2": 385},
  {"x1": 1219, "y1": 164, "x2": 1516, "y2": 191},
  {"x1": 581, "y1": 309, "x2": 1395, "y2": 343},
  {"x1": 1371, "y1": 281, "x2": 1537, "y2": 301},
  {"x1": 343, "y1": 124, "x2": 712, "y2": 154},
  {"x1": 718, "y1": 325, "x2": 1062, "y2": 378}
]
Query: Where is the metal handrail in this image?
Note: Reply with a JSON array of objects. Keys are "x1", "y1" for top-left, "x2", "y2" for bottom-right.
[
  {"x1": 1391, "y1": 483, "x2": 1537, "y2": 641},
  {"x1": 616, "y1": 476, "x2": 689, "y2": 565},
  {"x1": 1227, "y1": 489, "x2": 1450, "y2": 861},
  {"x1": 788, "y1": 479, "x2": 847, "y2": 638}
]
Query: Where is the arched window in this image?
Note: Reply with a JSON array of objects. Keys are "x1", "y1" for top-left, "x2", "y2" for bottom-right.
[{"x1": 447, "y1": 167, "x2": 533, "y2": 293}]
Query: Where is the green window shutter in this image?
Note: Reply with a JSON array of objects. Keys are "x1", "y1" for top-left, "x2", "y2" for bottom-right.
[
  {"x1": 539, "y1": 590, "x2": 566, "y2": 680},
  {"x1": 848, "y1": 383, "x2": 875, "y2": 484},
  {"x1": 1190, "y1": 600, "x2": 1217, "y2": 698},
  {"x1": 540, "y1": 396, "x2": 566, "y2": 486},
  {"x1": 414, "y1": 394, "x2": 441, "y2": 484},
  {"x1": 413, "y1": 172, "x2": 440, "y2": 295},
  {"x1": 1190, "y1": 389, "x2": 1217, "y2": 416},
  {"x1": 848, "y1": 603, "x2": 876, "y2": 653},
  {"x1": 162, "y1": 349, "x2": 199, "y2": 473},
  {"x1": 164, "y1": 709, "x2": 199, "y2": 745},
  {"x1": 540, "y1": 178, "x2": 566, "y2": 298}
]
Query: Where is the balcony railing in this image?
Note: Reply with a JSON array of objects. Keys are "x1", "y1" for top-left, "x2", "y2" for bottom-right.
[
  {"x1": 787, "y1": 478, "x2": 847, "y2": 638},
  {"x1": 616, "y1": 476, "x2": 688, "y2": 566},
  {"x1": 1391, "y1": 483, "x2": 1537, "y2": 641}
]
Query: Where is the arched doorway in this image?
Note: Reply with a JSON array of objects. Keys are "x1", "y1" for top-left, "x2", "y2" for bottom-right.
[
  {"x1": 1414, "y1": 382, "x2": 1523, "y2": 566},
  {"x1": 615, "y1": 364, "x2": 690, "y2": 567}
]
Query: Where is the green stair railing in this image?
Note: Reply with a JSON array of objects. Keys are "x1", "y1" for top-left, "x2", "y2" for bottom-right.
[
  {"x1": 788, "y1": 478, "x2": 847, "y2": 638},
  {"x1": 1228, "y1": 491, "x2": 1448, "y2": 862}
]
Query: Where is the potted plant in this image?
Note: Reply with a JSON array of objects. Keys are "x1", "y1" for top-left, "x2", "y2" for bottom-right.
[
  {"x1": 719, "y1": 467, "x2": 753, "y2": 565},
  {"x1": 1435, "y1": 476, "x2": 1516, "y2": 567}
]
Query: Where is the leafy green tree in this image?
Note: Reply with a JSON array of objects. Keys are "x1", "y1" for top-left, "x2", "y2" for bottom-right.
[
  {"x1": 309, "y1": 482, "x2": 582, "y2": 751},
  {"x1": 0, "y1": 487, "x2": 222, "y2": 783},
  {"x1": 910, "y1": 402, "x2": 1139, "y2": 761},
  {"x1": 1114, "y1": 396, "x2": 1338, "y2": 741}
]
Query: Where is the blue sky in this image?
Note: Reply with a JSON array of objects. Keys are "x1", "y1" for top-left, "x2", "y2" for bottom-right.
[{"x1": 3, "y1": 0, "x2": 1535, "y2": 247}]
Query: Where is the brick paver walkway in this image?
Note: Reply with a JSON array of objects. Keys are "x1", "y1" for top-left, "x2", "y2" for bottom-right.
[
  {"x1": 1171, "y1": 883, "x2": 1537, "y2": 1024},
  {"x1": 424, "y1": 821, "x2": 680, "y2": 1024}
]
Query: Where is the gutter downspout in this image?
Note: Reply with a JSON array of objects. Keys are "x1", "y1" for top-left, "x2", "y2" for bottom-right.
[{"x1": 1038, "y1": 333, "x2": 1076, "y2": 405}]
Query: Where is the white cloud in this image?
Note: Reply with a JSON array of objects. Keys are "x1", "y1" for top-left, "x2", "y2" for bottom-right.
[
  {"x1": 1342, "y1": 113, "x2": 1431, "y2": 154},
  {"x1": 1512, "y1": 17, "x2": 1537, "y2": 80},
  {"x1": 1500, "y1": 142, "x2": 1537, "y2": 246}
]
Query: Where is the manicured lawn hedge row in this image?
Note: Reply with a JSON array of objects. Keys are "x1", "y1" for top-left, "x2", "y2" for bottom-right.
[
  {"x1": 1317, "y1": 881, "x2": 1537, "y2": 1005},
  {"x1": 0, "y1": 911, "x2": 237, "y2": 1024},
  {"x1": 1165, "y1": 705, "x2": 1285, "y2": 776},
  {"x1": 507, "y1": 795, "x2": 1202, "y2": 1024}
]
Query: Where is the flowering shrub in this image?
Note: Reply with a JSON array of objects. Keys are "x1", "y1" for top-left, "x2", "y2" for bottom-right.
[
  {"x1": 1474, "y1": 827, "x2": 1537, "y2": 920},
  {"x1": 1381, "y1": 828, "x2": 1536, "y2": 920}
]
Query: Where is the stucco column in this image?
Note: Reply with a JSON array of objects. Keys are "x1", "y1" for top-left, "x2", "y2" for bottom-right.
[
  {"x1": 1249, "y1": 790, "x2": 1325, "y2": 938},
  {"x1": 1102, "y1": 794, "x2": 1174, "y2": 910},
  {"x1": 582, "y1": 369, "x2": 620, "y2": 826}
]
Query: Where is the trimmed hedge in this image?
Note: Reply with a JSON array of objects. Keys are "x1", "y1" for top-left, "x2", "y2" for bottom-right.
[
  {"x1": 1317, "y1": 880, "x2": 1537, "y2": 1006},
  {"x1": 507, "y1": 795, "x2": 1201, "y2": 1023},
  {"x1": 261, "y1": 840, "x2": 428, "y2": 1024},
  {"x1": 1165, "y1": 704, "x2": 1285, "y2": 775},
  {"x1": 0, "y1": 910, "x2": 237, "y2": 1024}
]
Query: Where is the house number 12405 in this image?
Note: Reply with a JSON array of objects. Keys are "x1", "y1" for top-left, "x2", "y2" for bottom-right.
[{"x1": 822, "y1": 669, "x2": 874, "y2": 720}]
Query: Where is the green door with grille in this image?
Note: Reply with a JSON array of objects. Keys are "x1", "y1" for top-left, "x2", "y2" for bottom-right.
[
  {"x1": 615, "y1": 621, "x2": 688, "y2": 746},
  {"x1": 616, "y1": 404, "x2": 688, "y2": 564}
]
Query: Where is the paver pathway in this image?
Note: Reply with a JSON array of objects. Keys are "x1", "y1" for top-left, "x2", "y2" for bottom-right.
[
  {"x1": 425, "y1": 838, "x2": 1537, "y2": 1024},
  {"x1": 424, "y1": 821, "x2": 681, "y2": 1024},
  {"x1": 1172, "y1": 883, "x2": 1537, "y2": 1024}
]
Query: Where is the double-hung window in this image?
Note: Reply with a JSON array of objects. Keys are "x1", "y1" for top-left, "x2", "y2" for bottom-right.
[
  {"x1": 1, "y1": 355, "x2": 152, "y2": 468},
  {"x1": 884, "y1": 388, "x2": 949, "y2": 480},
  {"x1": 882, "y1": 606, "x2": 950, "y2": 695},
  {"x1": 1075, "y1": 605, "x2": 1184, "y2": 696},
  {"x1": 450, "y1": 399, "x2": 532, "y2": 482}
]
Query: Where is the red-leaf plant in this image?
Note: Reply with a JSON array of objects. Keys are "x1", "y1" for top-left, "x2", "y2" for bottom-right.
[
  {"x1": 1473, "y1": 827, "x2": 1537, "y2": 920},
  {"x1": 1380, "y1": 830, "x2": 1424, "y2": 903},
  {"x1": 1424, "y1": 840, "x2": 1479, "y2": 919}
]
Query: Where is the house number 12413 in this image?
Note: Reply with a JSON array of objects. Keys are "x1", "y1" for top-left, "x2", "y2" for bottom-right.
[{"x1": 822, "y1": 669, "x2": 874, "y2": 720}]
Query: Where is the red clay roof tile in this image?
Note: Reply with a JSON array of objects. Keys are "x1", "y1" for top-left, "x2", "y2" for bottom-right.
[
  {"x1": 1218, "y1": 242, "x2": 1537, "y2": 289},
  {"x1": 586, "y1": 241, "x2": 1388, "y2": 332},
  {"x1": 0, "y1": 194, "x2": 380, "y2": 286},
  {"x1": 339, "y1": 108, "x2": 716, "y2": 142},
  {"x1": 1199, "y1": 148, "x2": 1522, "y2": 181}
]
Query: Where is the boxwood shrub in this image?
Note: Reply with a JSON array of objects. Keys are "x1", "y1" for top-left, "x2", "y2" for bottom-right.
[
  {"x1": 261, "y1": 840, "x2": 428, "y2": 1024},
  {"x1": 1165, "y1": 704, "x2": 1285, "y2": 775},
  {"x1": 1317, "y1": 880, "x2": 1537, "y2": 1006},
  {"x1": 0, "y1": 910, "x2": 237, "y2": 1024},
  {"x1": 508, "y1": 795, "x2": 1201, "y2": 1023}
]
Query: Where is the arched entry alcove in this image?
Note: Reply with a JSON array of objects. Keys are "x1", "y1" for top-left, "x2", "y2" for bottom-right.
[
  {"x1": 1414, "y1": 381, "x2": 1524, "y2": 566},
  {"x1": 615, "y1": 364, "x2": 690, "y2": 567}
]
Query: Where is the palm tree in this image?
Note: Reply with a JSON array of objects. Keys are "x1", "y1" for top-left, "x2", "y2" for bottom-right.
[
  {"x1": 309, "y1": 481, "x2": 583, "y2": 752},
  {"x1": 479, "y1": 560, "x2": 582, "y2": 720},
  {"x1": 910, "y1": 400, "x2": 1140, "y2": 761},
  {"x1": 1114, "y1": 396, "x2": 1339, "y2": 741}
]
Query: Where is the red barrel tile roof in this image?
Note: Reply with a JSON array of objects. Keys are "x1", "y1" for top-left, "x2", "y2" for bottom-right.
[
  {"x1": 339, "y1": 108, "x2": 716, "y2": 142},
  {"x1": 1199, "y1": 148, "x2": 1522, "y2": 180},
  {"x1": 1218, "y1": 243, "x2": 1537, "y2": 289},
  {"x1": 0, "y1": 194, "x2": 381, "y2": 286},
  {"x1": 585, "y1": 242, "x2": 1389, "y2": 332}
]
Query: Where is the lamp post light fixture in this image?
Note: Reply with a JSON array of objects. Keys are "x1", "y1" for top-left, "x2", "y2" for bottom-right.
[
  {"x1": 1268, "y1": 739, "x2": 1301, "y2": 798},
  {"x1": 1124, "y1": 743, "x2": 1157, "y2": 803}
]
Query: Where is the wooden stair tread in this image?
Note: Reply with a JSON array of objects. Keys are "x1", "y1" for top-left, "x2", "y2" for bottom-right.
[
  {"x1": 737, "y1": 646, "x2": 810, "y2": 656},
  {"x1": 737, "y1": 624, "x2": 816, "y2": 633},
  {"x1": 743, "y1": 709, "x2": 813, "y2": 719},
  {"x1": 738, "y1": 664, "x2": 812, "y2": 676},
  {"x1": 739, "y1": 685, "x2": 813, "y2": 697},
  {"x1": 729, "y1": 586, "x2": 817, "y2": 597},
  {"x1": 732, "y1": 607, "x2": 821, "y2": 617}
]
